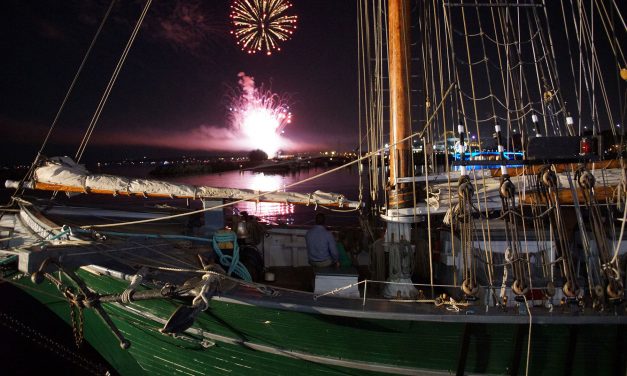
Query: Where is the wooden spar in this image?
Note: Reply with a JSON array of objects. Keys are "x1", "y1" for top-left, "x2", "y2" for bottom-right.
[
  {"x1": 491, "y1": 159, "x2": 623, "y2": 177},
  {"x1": 29, "y1": 182, "x2": 357, "y2": 208},
  {"x1": 519, "y1": 185, "x2": 616, "y2": 205},
  {"x1": 387, "y1": 0, "x2": 412, "y2": 198}
]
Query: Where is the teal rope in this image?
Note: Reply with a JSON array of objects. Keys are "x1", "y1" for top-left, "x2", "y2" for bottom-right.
[
  {"x1": 212, "y1": 232, "x2": 252, "y2": 282},
  {"x1": 39, "y1": 225, "x2": 72, "y2": 245}
]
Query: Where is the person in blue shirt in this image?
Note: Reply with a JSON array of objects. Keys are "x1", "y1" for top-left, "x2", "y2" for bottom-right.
[{"x1": 305, "y1": 213, "x2": 339, "y2": 268}]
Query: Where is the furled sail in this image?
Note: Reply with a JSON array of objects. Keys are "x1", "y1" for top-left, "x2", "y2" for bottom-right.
[{"x1": 6, "y1": 157, "x2": 360, "y2": 208}]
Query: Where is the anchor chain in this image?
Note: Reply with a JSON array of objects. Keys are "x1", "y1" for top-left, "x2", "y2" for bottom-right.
[
  {"x1": 67, "y1": 289, "x2": 85, "y2": 348},
  {"x1": 31, "y1": 260, "x2": 86, "y2": 348},
  {"x1": 30, "y1": 258, "x2": 131, "y2": 349}
]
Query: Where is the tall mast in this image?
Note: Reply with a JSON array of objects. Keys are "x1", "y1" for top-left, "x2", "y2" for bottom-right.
[{"x1": 387, "y1": 0, "x2": 412, "y2": 207}]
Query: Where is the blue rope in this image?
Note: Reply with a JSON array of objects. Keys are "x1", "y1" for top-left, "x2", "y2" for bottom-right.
[
  {"x1": 212, "y1": 231, "x2": 252, "y2": 282},
  {"x1": 40, "y1": 225, "x2": 72, "y2": 244}
]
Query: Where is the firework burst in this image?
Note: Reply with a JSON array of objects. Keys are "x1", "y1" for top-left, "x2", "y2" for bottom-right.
[
  {"x1": 230, "y1": 0, "x2": 298, "y2": 55},
  {"x1": 229, "y1": 72, "x2": 292, "y2": 157}
]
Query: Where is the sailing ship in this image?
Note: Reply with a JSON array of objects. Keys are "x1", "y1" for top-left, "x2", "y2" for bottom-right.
[{"x1": 1, "y1": 1, "x2": 626, "y2": 375}]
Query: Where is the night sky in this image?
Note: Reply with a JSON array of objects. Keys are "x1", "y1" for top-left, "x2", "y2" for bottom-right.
[
  {"x1": 2, "y1": 1, "x2": 625, "y2": 166},
  {"x1": 1, "y1": 1, "x2": 359, "y2": 164}
]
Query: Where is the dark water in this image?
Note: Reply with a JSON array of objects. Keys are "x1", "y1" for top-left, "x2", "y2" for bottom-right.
[
  {"x1": 0, "y1": 281, "x2": 115, "y2": 375},
  {"x1": 0, "y1": 165, "x2": 361, "y2": 375}
]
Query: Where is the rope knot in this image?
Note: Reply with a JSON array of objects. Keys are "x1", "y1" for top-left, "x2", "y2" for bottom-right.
[
  {"x1": 192, "y1": 273, "x2": 217, "y2": 312},
  {"x1": 121, "y1": 266, "x2": 148, "y2": 304}
]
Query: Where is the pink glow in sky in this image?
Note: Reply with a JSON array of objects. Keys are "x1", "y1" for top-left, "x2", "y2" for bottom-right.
[
  {"x1": 1, "y1": 115, "x2": 333, "y2": 157},
  {"x1": 97, "y1": 125, "x2": 323, "y2": 153}
]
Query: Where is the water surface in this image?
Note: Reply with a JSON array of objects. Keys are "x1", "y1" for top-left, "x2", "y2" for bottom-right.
[{"x1": 100, "y1": 164, "x2": 362, "y2": 226}]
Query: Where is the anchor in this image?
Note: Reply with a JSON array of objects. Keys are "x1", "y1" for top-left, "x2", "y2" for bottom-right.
[{"x1": 161, "y1": 268, "x2": 222, "y2": 335}]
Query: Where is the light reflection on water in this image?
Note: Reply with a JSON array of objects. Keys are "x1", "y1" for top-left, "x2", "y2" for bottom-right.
[
  {"x1": 249, "y1": 173, "x2": 285, "y2": 192},
  {"x1": 235, "y1": 202, "x2": 296, "y2": 225},
  {"x1": 166, "y1": 167, "x2": 361, "y2": 226}
]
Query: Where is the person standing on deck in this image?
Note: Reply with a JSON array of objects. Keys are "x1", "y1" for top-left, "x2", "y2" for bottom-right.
[{"x1": 306, "y1": 213, "x2": 339, "y2": 268}]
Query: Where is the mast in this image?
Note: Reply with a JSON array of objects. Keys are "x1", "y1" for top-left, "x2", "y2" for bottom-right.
[
  {"x1": 387, "y1": 0, "x2": 413, "y2": 208},
  {"x1": 379, "y1": 0, "x2": 419, "y2": 300}
]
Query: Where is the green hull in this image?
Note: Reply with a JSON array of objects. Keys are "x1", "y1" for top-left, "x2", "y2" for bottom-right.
[{"x1": 12, "y1": 271, "x2": 627, "y2": 376}]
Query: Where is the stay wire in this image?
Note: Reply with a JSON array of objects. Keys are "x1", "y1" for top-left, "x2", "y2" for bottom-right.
[
  {"x1": 75, "y1": 0, "x2": 153, "y2": 163},
  {"x1": 7, "y1": 0, "x2": 117, "y2": 205}
]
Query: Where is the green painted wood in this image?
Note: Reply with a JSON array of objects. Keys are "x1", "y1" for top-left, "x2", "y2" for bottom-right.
[
  {"x1": 13, "y1": 271, "x2": 626, "y2": 376},
  {"x1": 14, "y1": 274, "x2": 386, "y2": 375}
]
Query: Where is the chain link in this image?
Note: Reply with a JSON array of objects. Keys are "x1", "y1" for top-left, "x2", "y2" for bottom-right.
[{"x1": 68, "y1": 292, "x2": 85, "y2": 348}]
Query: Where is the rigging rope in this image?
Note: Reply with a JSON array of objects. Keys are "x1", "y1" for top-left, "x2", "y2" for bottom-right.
[
  {"x1": 75, "y1": 0, "x2": 153, "y2": 162},
  {"x1": 9, "y1": 0, "x2": 117, "y2": 204},
  {"x1": 537, "y1": 166, "x2": 579, "y2": 297},
  {"x1": 575, "y1": 166, "x2": 624, "y2": 299}
]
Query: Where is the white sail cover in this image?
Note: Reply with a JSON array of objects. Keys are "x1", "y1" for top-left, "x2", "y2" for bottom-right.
[
  {"x1": 34, "y1": 156, "x2": 88, "y2": 188},
  {"x1": 26, "y1": 157, "x2": 360, "y2": 208}
]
